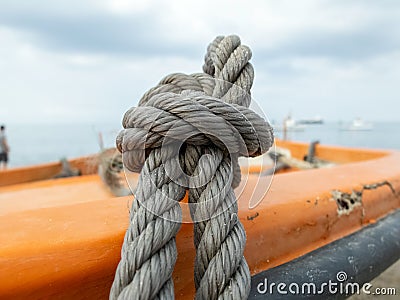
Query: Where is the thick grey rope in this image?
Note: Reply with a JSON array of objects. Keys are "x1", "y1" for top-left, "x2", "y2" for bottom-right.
[
  {"x1": 184, "y1": 144, "x2": 251, "y2": 299},
  {"x1": 114, "y1": 91, "x2": 271, "y2": 299},
  {"x1": 111, "y1": 35, "x2": 273, "y2": 299},
  {"x1": 203, "y1": 35, "x2": 254, "y2": 107},
  {"x1": 110, "y1": 146, "x2": 186, "y2": 299},
  {"x1": 186, "y1": 35, "x2": 273, "y2": 299}
]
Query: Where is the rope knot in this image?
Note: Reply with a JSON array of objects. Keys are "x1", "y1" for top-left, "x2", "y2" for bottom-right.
[{"x1": 117, "y1": 89, "x2": 273, "y2": 175}]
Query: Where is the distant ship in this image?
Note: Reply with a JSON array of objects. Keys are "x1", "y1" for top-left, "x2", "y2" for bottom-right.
[
  {"x1": 340, "y1": 118, "x2": 373, "y2": 131},
  {"x1": 272, "y1": 116, "x2": 306, "y2": 132},
  {"x1": 297, "y1": 116, "x2": 324, "y2": 125}
]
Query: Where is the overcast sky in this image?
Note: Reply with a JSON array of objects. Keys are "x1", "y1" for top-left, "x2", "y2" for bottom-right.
[{"x1": 0, "y1": 0, "x2": 399, "y2": 125}]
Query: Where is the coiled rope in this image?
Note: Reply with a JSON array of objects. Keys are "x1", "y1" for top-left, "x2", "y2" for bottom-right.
[{"x1": 111, "y1": 35, "x2": 274, "y2": 299}]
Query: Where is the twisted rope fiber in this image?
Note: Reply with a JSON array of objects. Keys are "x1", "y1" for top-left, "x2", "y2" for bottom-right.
[
  {"x1": 111, "y1": 35, "x2": 273, "y2": 299},
  {"x1": 110, "y1": 146, "x2": 186, "y2": 299},
  {"x1": 186, "y1": 35, "x2": 273, "y2": 299}
]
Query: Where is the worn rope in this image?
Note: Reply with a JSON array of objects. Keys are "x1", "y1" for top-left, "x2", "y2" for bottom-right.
[
  {"x1": 110, "y1": 146, "x2": 186, "y2": 299},
  {"x1": 187, "y1": 35, "x2": 273, "y2": 299},
  {"x1": 111, "y1": 35, "x2": 273, "y2": 299}
]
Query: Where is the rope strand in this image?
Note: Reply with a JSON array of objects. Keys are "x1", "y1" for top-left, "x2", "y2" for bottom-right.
[{"x1": 110, "y1": 148, "x2": 185, "y2": 299}]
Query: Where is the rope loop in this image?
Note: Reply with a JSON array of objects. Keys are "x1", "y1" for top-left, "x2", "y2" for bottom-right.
[{"x1": 117, "y1": 90, "x2": 272, "y2": 173}]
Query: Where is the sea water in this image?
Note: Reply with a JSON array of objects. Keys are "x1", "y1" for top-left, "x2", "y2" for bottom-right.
[
  {"x1": 276, "y1": 121, "x2": 400, "y2": 150},
  {"x1": 6, "y1": 122, "x2": 120, "y2": 168},
  {"x1": 4, "y1": 121, "x2": 400, "y2": 168}
]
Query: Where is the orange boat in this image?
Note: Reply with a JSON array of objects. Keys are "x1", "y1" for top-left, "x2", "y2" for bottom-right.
[{"x1": 0, "y1": 140, "x2": 399, "y2": 299}]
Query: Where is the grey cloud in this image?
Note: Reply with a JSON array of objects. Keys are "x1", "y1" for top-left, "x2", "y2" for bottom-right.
[
  {"x1": 252, "y1": 21, "x2": 400, "y2": 80},
  {"x1": 280, "y1": 26, "x2": 398, "y2": 60},
  {"x1": 1, "y1": 1, "x2": 399, "y2": 63},
  {"x1": 254, "y1": 21, "x2": 399, "y2": 64},
  {"x1": 0, "y1": 7, "x2": 202, "y2": 58}
]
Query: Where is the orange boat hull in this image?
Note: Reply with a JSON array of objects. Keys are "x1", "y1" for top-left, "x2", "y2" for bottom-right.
[{"x1": 0, "y1": 140, "x2": 399, "y2": 299}]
